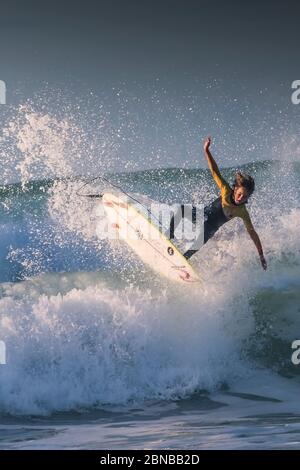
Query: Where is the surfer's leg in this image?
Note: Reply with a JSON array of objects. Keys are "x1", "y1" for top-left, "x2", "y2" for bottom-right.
[
  {"x1": 170, "y1": 204, "x2": 198, "y2": 239},
  {"x1": 184, "y1": 224, "x2": 211, "y2": 258},
  {"x1": 183, "y1": 249, "x2": 198, "y2": 259},
  {"x1": 169, "y1": 204, "x2": 184, "y2": 239},
  {"x1": 203, "y1": 220, "x2": 218, "y2": 244},
  {"x1": 184, "y1": 214, "x2": 212, "y2": 258},
  {"x1": 182, "y1": 206, "x2": 199, "y2": 258}
]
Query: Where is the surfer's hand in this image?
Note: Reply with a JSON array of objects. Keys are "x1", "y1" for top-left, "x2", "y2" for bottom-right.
[
  {"x1": 203, "y1": 136, "x2": 211, "y2": 151},
  {"x1": 260, "y1": 255, "x2": 267, "y2": 270}
]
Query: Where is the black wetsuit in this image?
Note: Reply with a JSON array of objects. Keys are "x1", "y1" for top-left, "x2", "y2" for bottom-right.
[
  {"x1": 170, "y1": 163, "x2": 254, "y2": 259},
  {"x1": 203, "y1": 196, "x2": 228, "y2": 244},
  {"x1": 183, "y1": 197, "x2": 229, "y2": 259},
  {"x1": 169, "y1": 197, "x2": 229, "y2": 258}
]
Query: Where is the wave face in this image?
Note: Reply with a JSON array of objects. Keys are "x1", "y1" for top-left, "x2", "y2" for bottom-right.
[{"x1": 0, "y1": 106, "x2": 300, "y2": 416}]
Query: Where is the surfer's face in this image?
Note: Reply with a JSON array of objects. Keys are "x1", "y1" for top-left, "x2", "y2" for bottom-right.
[{"x1": 234, "y1": 186, "x2": 248, "y2": 205}]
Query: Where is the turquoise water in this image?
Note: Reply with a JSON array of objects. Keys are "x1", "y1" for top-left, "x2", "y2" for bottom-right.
[{"x1": 0, "y1": 158, "x2": 300, "y2": 448}]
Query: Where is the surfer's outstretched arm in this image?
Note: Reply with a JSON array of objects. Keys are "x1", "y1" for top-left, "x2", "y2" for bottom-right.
[
  {"x1": 245, "y1": 225, "x2": 267, "y2": 270},
  {"x1": 203, "y1": 137, "x2": 228, "y2": 190}
]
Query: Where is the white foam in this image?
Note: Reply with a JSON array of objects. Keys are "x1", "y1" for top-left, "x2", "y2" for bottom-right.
[{"x1": 0, "y1": 273, "x2": 251, "y2": 415}]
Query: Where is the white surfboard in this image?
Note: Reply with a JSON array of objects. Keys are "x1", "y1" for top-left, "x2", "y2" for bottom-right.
[{"x1": 102, "y1": 192, "x2": 201, "y2": 284}]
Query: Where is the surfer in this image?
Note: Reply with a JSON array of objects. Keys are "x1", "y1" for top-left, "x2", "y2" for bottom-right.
[{"x1": 171, "y1": 137, "x2": 267, "y2": 270}]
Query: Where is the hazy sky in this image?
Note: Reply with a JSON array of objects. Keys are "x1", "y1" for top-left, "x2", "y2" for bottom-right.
[
  {"x1": 0, "y1": 0, "x2": 300, "y2": 170},
  {"x1": 0, "y1": 0, "x2": 299, "y2": 85}
]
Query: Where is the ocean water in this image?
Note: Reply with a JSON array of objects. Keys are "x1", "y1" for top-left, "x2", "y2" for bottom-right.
[{"x1": 0, "y1": 107, "x2": 300, "y2": 449}]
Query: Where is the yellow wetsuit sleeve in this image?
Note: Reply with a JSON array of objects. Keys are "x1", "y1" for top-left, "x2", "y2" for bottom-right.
[{"x1": 209, "y1": 163, "x2": 231, "y2": 194}]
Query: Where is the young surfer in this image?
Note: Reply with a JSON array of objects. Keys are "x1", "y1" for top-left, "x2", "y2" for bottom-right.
[{"x1": 171, "y1": 137, "x2": 267, "y2": 270}]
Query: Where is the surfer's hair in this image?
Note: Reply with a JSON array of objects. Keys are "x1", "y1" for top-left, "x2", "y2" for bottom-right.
[{"x1": 233, "y1": 172, "x2": 255, "y2": 197}]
